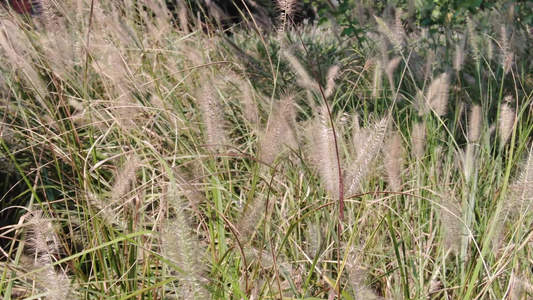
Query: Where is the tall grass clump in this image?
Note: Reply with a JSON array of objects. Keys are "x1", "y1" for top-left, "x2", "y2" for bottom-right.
[{"x1": 0, "y1": 0, "x2": 532, "y2": 299}]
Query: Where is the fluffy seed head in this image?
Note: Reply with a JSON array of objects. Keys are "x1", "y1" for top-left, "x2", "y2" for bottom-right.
[
  {"x1": 308, "y1": 106, "x2": 340, "y2": 198},
  {"x1": 176, "y1": 0, "x2": 190, "y2": 33},
  {"x1": 283, "y1": 47, "x2": 319, "y2": 91},
  {"x1": 325, "y1": 65, "x2": 340, "y2": 99},
  {"x1": 345, "y1": 118, "x2": 388, "y2": 196},
  {"x1": 412, "y1": 121, "x2": 426, "y2": 158},
  {"x1": 426, "y1": 73, "x2": 450, "y2": 116},
  {"x1": 162, "y1": 189, "x2": 209, "y2": 299},
  {"x1": 25, "y1": 211, "x2": 73, "y2": 299},
  {"x1": 439, "y1": 193, "x2": 462, "y2": 254},
  {"x1": 487, "y1": 39, "x2": 494, "y2": 61},
  {"x1": 372, "y1": 60, "x2": 382, "y2": 99},
  {"x1": 466, "y1": 17, "x2": 480, "y2": 60},
  {"x1": 499, "y1": 25, "x2": 510, "y2": 67},
  {"x1": 237, "y1": 192, "x2": 267, "y2": 243},
  {"x1": 454, "y1": 43, "x2": 465, "y2": 72},
  {"x1": 277, "y1": 0, "x2": 300, "y2": 27},
  {"x1": 374, "y1": 15, "x2": 404, "y2": 53},
  {"x1": 112, "y1": 155, "x2": 141, "y2": 204},
  {"x1": 198, "y1": 85, "x2": 232, "y2": 152},
  {"x1": 498, "y1": 102, "x2": 515, "y2": 145},
  {"x1": 259, "y1": 94, "x2": 297, "y2": 164},
  {"x1": 346, "y1": 250, "x2": 381, "y2": 299},
  {"x1": 511, "y1": 145, "x2": 533, "y2": 211},
  {"x1": 384, "y1": 131, "x2": 403, "y2": 192},
  {"x1": 26, "y1": 211, "x2": 60, "y2": 258},
  {"x1": 386, "y1": 56, "x2": 402, "y2": 89},
  {"x1": 468, "y1": 105, "x2": 482, "y2": 143},
  {"x1": 503, "y1": 52, "x2": 514, "y2": 75}
]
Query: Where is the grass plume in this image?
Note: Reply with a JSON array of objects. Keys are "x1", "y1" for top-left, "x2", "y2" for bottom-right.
[
  {"x1": 426, "y1": 72, "x2": 450, "y2": 116},
  {"x1": 25, "y1": 211, "x2": 73, "y2": 299},
  {"x1": 162, "y1": 188, "x2": 209, "y2": 299},
  {"x1": 383, "y1": 131, "x2": 403, "y2": 192},
  {"x1": 498, "y1": 101, "x2": 515, "y2": 145},
  {"x1": 198, "y1": 84, "x2": 232, "y2": 152},
  {"x1": 345, "y1": 118, "x2": 388, "y2": 196},
  {"x1": 259, "y1": 94, "x2": 297, "y2": 164},
  {"x1": 0, "y1": 1, "x2": 531, "y2": 299},
  {"x1": 307, "y1": 105, "x2": 340, "y2": 198}
]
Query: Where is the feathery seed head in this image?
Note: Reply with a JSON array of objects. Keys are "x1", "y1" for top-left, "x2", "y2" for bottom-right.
[
  {"x1": 503, "y1": 51, "x2": 514, "y2": 75},
  {"x1": 374, "y1": 15, "x2": 404, "y2": 53},
  {"x1": 176, "y1": 0, "x2": 190, "y2": 33},
  {"x1": 426, "y1": 73, "x2": 450, "y2": 116},
  {"x1": 162, "y1": 188, "x2": 209, "y2": 299},
  {"x1": 237, "y1": 192, "x2": 267, "y2": 243},
  {"x1": 412, "y1": 121, "x2": 426, "y2": 158},
  {"x1": 463, "y1": 144, "x2": 477, "y2": 182},
  {"x1": 423, "y1": 50, "x2": 435, "y2": 80},
  {"x1": 277, "y1": 0, "x2": 299, "y2": 24},
  {"x1": 283, "y1": 48, "x2": 319, "y2": 91},
  {"x1": 25, "y1": 211, "x2": 73, "y2": 299},
  {"x1": 498, "y1": 102, "x2": 515, "y2": 145},
  {"x1": 454, "y1": 42, "x2": 465, "y2": 72},
  {"x1": 345, "y1": 118, "x2": 388, "y2": 196},
  {"x1": 26, "y1": 211, "x2": 61, "y2": 258},
  {"x1": 378, "y1": 37, "x2": 389, "y2": 67},
  {"x1": 512, "y1": 145, "x2": 533, "y2": 210},
  {"x1": 384, "y1": 132, "x2": 403, "y2": 192},
  {"x1": 467, "y1": 17, "x2": 480, "y2": 60},
  {"x1": 318, "y1": 106, "x2": 340, "y2": 197},
  {"x1": 351, "y1": 113, "x2": 367, "y2": 158},
  {"x1": 346, "y1": 249, "x2": 381, "y2": 299},
  {"x1": 325, "y1": 65, "x2": 340, "y2": 99},
  {"x1": 112, "y1": 155, "x2": 141, "y2": 204},
  {"x1": 500, "y1": 25, "x2": 510, "y2": 63},
  {"x1": 198, "y1": 84, "x2": 232, "y2": 152},
  {"x1": 306, "y1": 106, "x2": 340, "y2": 198},
  {"x1": 259, "y1": 94, "x2": 297, "y2": 164},
  {"x1": 439, "y1": 192, "x2": 462, "y2": 254},
  {"x1": 372, "y1": 60, "x2": 382, "y2": 99},
  {"x1": 386, "y1": 56, "x2": 402, "y2": 89},
  {"x1": 468, "y1": 105, "x2": 482, "y2": 143},
  {"x1": 486, "y1": 39, "x2": 494, "y2": 61}
]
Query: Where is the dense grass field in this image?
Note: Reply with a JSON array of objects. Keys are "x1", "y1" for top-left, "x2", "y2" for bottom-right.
[{"x1": 0, "y1": 0, "x2": 532, "y2": 299}]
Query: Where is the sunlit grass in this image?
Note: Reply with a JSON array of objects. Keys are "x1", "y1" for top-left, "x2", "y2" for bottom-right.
[{"x1": 0, "y1": 1, "x2": 532, "y2": 299}]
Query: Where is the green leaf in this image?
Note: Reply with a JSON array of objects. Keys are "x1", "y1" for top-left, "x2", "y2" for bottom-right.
[{"x1": 342, "y1": 27, "x2": 355, "y2": 36}]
